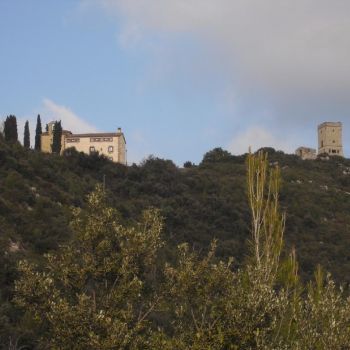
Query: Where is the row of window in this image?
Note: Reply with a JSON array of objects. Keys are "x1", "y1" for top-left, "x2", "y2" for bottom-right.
[
  {"x1": 89, "y1": 146, "x2": 114, "y2": 153},
  {"x1": 90, "y1": 137, "x2": 113, "y2": 142},
  {"x1": 66, "y1": 138, "x2": 80, "y2": 143},
  {"x1": 66, "y1": 137, "x2": 114, "y2": 143}
]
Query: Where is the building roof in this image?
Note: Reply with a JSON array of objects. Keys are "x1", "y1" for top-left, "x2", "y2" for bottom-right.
[
  {"x1": 296, "y1": 147, "x2": 316, "y2": 152},
  {"x1": 318, "y1": 122, "x2": 342, "y2": 129},
  {"x1": 41, "y1": 125, "x2": 126, "y2": 144},
  {"x1": 41, "y1": 130, "x2": 72, "y2": 136},
  {"x1": 69, "y1": 132, "x2": 120, "y2": 138}
]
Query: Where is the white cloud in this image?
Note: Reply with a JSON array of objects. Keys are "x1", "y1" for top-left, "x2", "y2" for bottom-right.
[
  {"x1": 41, "y1": 98, "x2": 98, "y2": 133},
  {"x1": 17, "y1": 99, "x2": 98, "y2": 147},
  {"x1": 228, "y1": 127, "x2": 297, "y2": 155}
]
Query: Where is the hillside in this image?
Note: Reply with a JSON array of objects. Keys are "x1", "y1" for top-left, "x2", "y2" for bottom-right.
[
  {"x1": 2, "y1": 139, "x2": 350, "y2": 272},
  {"x1": 1, "y1": 137, "x2": 350, "y2": 342}
]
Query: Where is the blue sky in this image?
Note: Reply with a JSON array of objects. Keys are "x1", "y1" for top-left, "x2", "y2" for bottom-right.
[{"x1": 1, "y1": 0, "x2": 350, "y2": 164}]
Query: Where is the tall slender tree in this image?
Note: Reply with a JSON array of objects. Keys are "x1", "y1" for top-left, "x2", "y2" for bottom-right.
[
  {"x1": 34, "y1": 114, "x2": 42, "y2": 150},
  {"x1": 4, "y1": 115, "x2": 18, "y2": 142},
  {"x1": 51, "y1": 120, "x2": 62, "y2": 154},
  {"x1": 23, "y1": 121, "x2": 30, "y2": 149}
]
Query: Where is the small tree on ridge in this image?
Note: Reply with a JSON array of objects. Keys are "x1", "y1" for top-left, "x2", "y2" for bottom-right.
[
  {"x1": 34, "y1": 114, "x2": 42, "y2": 150},
  {"x1": 23, "y1": 120, "x2": 30, "y2": 149},
  {"x1": 4, "y1": 115, "x2": 18, "y2": 143},
  {"x1": 51, "y1": 120, "x2": 62, "y2": 154}
]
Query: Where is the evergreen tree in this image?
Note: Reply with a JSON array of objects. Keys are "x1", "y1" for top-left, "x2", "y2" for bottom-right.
[
  {"x1": 51, "y1": 121, "x2": 62, "y2": 154},
  {"x1": 3, "y1": 115, "x2": 18, "y2": 143},
  {"x1": 23, "y1": 121, "x2": 30, "y2": 149},
  {"x1": 34, "y1": 114, "x2": 42, "y2": 150}
]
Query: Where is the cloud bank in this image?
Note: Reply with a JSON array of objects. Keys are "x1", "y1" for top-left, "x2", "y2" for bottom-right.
[{"x1": 92, "y1": 0, "x2": 350, "y2": 123}]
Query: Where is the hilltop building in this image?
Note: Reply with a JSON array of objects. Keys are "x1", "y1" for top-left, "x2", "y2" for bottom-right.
[
  {"x1": 318, "y1": 122, "x2": 343, "y2": 157},
  {"x1": 295, "y1": 121, "x2": 344, "y2": 159},
  {"x1": 295, "y1": 147, "x2": 317, "y2": 160},
  {"x1": 41, "y1": 121, "x2": 127, "y2": 164}
]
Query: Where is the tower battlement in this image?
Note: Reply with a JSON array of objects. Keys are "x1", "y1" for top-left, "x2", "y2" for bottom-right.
[{"x1": 318, "y1": 121, "x2": 343, "y2": 157}]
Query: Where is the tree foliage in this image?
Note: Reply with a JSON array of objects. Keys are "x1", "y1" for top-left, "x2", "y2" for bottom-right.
[
  {"x1": 201, "y1": 147, "x2": 233, "y2": 164},
  {"x1": 4, "y1": 115, "x2": 18, "y2": 143},
  {"x1": 247, "y1": 152, "x2": 284, "y2": 282},
  {"x1": 23, "y1": 120, "x2": 30, "y2": 149},
  {"x1": 51, "y1": 121, "x2": 62, "y2": 154},
  {"x1": 15, "y1": 186, "x2": 163, "y2": 349},
  {"x1": 34, "y1": 115, "x2": 42, "y2": 151}
]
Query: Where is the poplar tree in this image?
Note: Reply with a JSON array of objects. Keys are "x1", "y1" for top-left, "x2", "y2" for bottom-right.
[
  {"x1": 51, "y1": 121, "x2": 62, "y2": 154},
  {"x1": 23, "y1": 120, "x2": 30, "y2": 149},
  {"x1": 34, "y1": 114, "x2": 42, "y2": 150},
  {"x1": 4, "y1": 115, "x2": 18, "y2": 142}
]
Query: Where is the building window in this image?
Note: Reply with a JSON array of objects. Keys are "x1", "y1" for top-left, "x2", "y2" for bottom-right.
[
  {"x1": 332, "y1": 149, "x2": 336, "y2": 153},
  {"x1": 333, "y1": 140, "x2": 335, "y2": 143},
  {"x1": 90, "y1": 138, "x2": 101, "y2": 142},
  {"x1": 321, "y1": 141, "x2": 323, "y2": 147},
  {"x1": 90, "y1": 146, "x2": 95, "y2": 153},
  {"x1": 66, "y1": 138, "x2": 80, "y2": 143},
  {"x1": 108, "y1": 146, "x2": 114, "y2": 153},
  {"x1": 104, "y1": 138, "x2": 113, "y2": 142}
]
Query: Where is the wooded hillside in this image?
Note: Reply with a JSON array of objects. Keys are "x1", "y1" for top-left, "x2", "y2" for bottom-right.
[{"x1": 1, "y1": 137, "x2": 350, "y2": 346}]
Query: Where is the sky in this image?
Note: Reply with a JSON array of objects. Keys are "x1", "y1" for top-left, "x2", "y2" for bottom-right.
[{"x1": 1, "y1": 0, "x2": 350, "y2": 164}]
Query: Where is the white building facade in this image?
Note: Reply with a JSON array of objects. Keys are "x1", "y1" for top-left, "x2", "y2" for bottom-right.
[{"x1": 41, "y1": 124, "x2": 127, "y2": 164}]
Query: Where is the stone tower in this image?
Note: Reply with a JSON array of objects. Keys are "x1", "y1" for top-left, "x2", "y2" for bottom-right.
[{"x1": 318, "y1": 122, "x2": 343, "y2": 157}]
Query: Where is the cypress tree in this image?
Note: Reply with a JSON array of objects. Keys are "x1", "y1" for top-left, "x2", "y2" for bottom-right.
[
  {"x1": 23, "y1": 120, "x2": 30, "y2": 149},
  {"x1": 51, "y1": 121, "x2": 62, "y2": 154},
  {"x1": 35, "y1": 114, "x2": 42, "y2": 150},
  {"x1": 4, "y1": 115, "x2": 18, "y2": 142}
]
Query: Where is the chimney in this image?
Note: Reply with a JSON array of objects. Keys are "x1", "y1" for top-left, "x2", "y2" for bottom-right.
[{"x1": 117, "y1": 127, "x2": 122, "y2": 133}]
